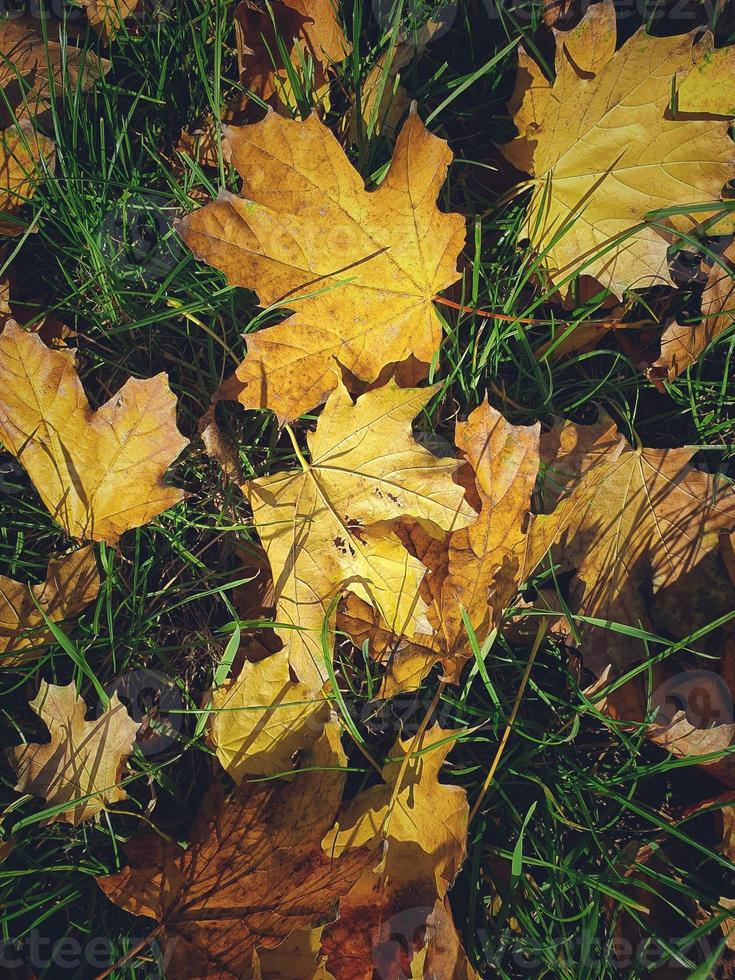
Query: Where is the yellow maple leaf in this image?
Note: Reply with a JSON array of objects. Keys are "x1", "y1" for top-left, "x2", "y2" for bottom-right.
[
  {"x1": 501, "y1": 7, "x2": 735, "y2": 297},
  {"x1": 179, "y1": 108, "x2": 466, "y2": 421},
  {"x1": 321, "y1": 725, "x2": 477, "y2": 979},
  {"x1": 0, "y1": 546, "x2": 99, "y2": 666},
  {"x1": 541, "y1": 418, "x2": 735, "y2": 678},
  {"x1": 243, "y1": 379, "x2": 475, "y2": 691},
  {"x1": 0, "y1": 320, "x2": 188, "y2": 547},
  {"x1": 0, "y1": 123, "x2": 54, "y2": 234},
  {"x1": 8, "y1": 680, "x2": 139, "y2": 824},
  {"x1": 80, "y1": 0, "x2": 138, "y2": 40},
  {"x1": 209, "y1": 646, "x2": 331, "y2": 781}
]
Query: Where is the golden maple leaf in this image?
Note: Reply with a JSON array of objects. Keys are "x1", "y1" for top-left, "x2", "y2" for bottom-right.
[
  {"x1": 501, "y1": 4, "x2": 735, "y2": 297},
  {"x1": 243, "y1": 379, "x2": 475, "y2": 691},
  {"x1": 8, "y1": 681, "x2": 139, "y2": 824},
  {"x1": 209, "y1": 646, "x2": 331, "y2": 781},
  {"x1": 340, "y1": 400, "x2": 621, "y2": 693},
  {"x1": 0, "y1": 546, "x2": 99, "y2": 665},
  {"x1": 0, "y1": 321, "x2": 188, "y2": 547},
  {"x1": 321, "y1": 725, "x2": 477, "y2": 980},
  {"x1": 97, "y1": 722, "x2": 374, "y2": 980},
  {"x1": 179, "y1": 108, "x2": 466, "y2": 422},
  {"x1": 541, "y1": 418, "x2": 735, "y2": 678}
]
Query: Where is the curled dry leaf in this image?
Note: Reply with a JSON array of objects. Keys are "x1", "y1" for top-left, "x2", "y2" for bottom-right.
[
  {"x1": 179, "y1": 108, "x2": 466, "y2": 422},
  {"x1": 500, "y1": 3, "x2": 735, "y2": 297},
  {"x1": 0, "y1": 321, "x2": 188, "y2": 547},
  {"x1": 0, "y1": 546, "x2": 99, "y2": 666},
  {"x1": 97, "y1": 721, "x2": 375, "y2": 980},
  {"x1": 321, "y1": 725, "x2": 476, "y2": 979},
  {"x1": 652, "y1": 240, "x2": 735, "y2": 380},
  {"x1": 542, "y1": 417, "x2": 735, "y2": 679},
  {"x1": 209, "y1": 646, "x2": 331, "y2": 781},
  {"x1": 244, "y1": 379, "x2": 475, "y2": 691},
  {"x1": 8, "y1": 680, "x2": 139, "y2": 824}
]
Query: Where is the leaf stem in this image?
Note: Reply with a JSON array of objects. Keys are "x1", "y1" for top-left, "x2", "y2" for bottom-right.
[{"x1": 284, "y1": 423, "x2": 310, "y2": 471}]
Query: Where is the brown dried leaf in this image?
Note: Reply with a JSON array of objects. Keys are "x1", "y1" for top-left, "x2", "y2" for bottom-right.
[
  {"x1": 235, "y1": 0, "x2": 350, "y2": 110},
  {"x1": 0, "y1": 15, "x2": 109, "y2": 125},
  {"x1": 97, "y1": 722, "x2": 375, "y2": 980},
  {"x1": 653, "y1": 240, "x2": 735, "y2": 379}
]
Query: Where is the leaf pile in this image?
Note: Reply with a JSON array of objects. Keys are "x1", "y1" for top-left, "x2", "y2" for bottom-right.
[{"x1": 3, "y1": 1, "x2": 735, "y2": 976}]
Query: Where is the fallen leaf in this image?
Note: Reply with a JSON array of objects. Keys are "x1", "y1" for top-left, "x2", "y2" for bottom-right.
[
  {"x1": 235, "y1": 0, "x2": 350, "y2": 110},
  {"x1": 351, "y1": 22, "x2": 440, "y2": 139},
  {"x1": 8, "y1": 680, "x2": 139, "y2": 824},
  {"x1": 677, "y1": 39, "x2": 735, "y2": 116},
  {"x1": 0, "y1": 546, "x2": 99, "y2": 665},
  {"x1": 551, "y1": 0, "x2": 617, "y2": 76},
  {"x1": 243, "y1": 379, "x2": 475, "y2": 690},
  {"x1": 341, "y1": 401, "x2": 622, "y2": 691},
  {"x1": 80, "y1": 0, "x2": 138, "y2": 39},
  {"x1": 0, "y1": 123, "x2": 54, "y2": 234},
  {"x1": 0, "y1": 320, "x2": 188, "y2": 547},
  {"x1": 542, "y1": 418, "x2": 735, "y2": 678},
  {"x1": 0, "y1": 15, "x2": 109, "y2": 125},
  {"x1": 652, "y1": 240, "x2": 735, "y2": 379},
  {"x1": 98, "y1": 721, "x2": 375, "y2": 980},
  {"x1": 179, "y1": 108, "x2": 465, "y2": 422},
  {"x1": 209, "y1": 647, "x2": 331, "y2": 780},
  {"x1": 321, "y1": 725, "x2": 475, "y2": 979},
  {"x1": 198, "y1": 405, "x2": 243, "y2": 483},
  {"x1": 501, "y1": 12, "x2": 735, "y2": 297}
]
